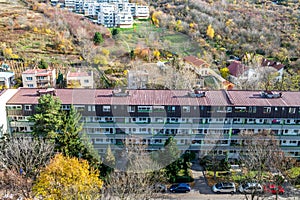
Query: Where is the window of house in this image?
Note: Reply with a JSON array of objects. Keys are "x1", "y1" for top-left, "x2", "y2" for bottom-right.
[
  {"x1": 235, "y1": 107, "x2": 247, "y2": 112},
  {"x1": 127, "y1": 106, "x2": 135, "y2": 112},
  {"x1": 26, "y1": 77, "x2": 33, "y2": 81},
  {"x1": 37, "y1": 76, "x2": 45, "y2": 80},
  {"x1": 138, "y1": 106, "x2": 152, "y2": 112},
  {"x1": 103, "y1": 105, "x2": 111, "y2": 112},
  {"x1": 24, "y1": 105, "x2": 32, "y2": 111},
  {"x1": 182, "y1": 106, "x2": 190, "y2": 113},
  {"x1": 227, "y1": 107, "x2": 232, "y2": 113},
  {"x1": 27, "y1": 84, "x2": 34, "y2": 88},
  {"x1": 88, "y1": 105, "x2": 95, "y2": 112},
  {"x1": 289, "y1": 107, "x2": 296, "y2": 114},
  {"x1": 252, "y1": 106, "x2": 257, "y2": 113},
  {"x1": 84, "y1": 79, "x2": 89, "y2": 83},
  {"x1": 61, "y1": 105, "x2": 71, "y2": 110},
  {"x1": 7, "y1": 105, "x2": 22, "y2": 110},
  {"x1": 153, "y1": 106, "x2": 165, "y2": 112},
  {"x1": 263, "y1": 107, "x2": 271, "y2": 113},
  {"x1": 74, "y1": 105, "x2": 85, "y2": 111},
  {"x1": 216, "y1": 106, "x2": 226, "y2": 112},
  {"x1": 249, "y1": 107, "x2": 252, "y2": 113},
  {"x1": 168, "y1": 106, "x2": 176, "y2": 112}
]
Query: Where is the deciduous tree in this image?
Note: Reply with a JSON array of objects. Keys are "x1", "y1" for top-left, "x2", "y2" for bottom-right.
[
  {"x1": 33, "y1": 154, "x2": 103, "y2": 200},
  {"x1": 239, "y1": 131, "x2": 296, "y2": 200},
  {"x1": 0, "y1": 137, "x2": 54, "y2": 199},
  {"x1": 103, "y1": 144, "x2": 166, "y2": 200},
  {"x1": 206, "y1": 24, "x2": 215, "y2": 39}
]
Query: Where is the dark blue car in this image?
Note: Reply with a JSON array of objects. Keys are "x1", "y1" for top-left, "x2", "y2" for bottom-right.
[{"x1": 169, "y1": 183, "x2": 191, "y2": 193}]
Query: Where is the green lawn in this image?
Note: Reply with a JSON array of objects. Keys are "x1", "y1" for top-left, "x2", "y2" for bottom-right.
[{"x1": 114, "y1": 21, "x2": 202, "y2": 56}]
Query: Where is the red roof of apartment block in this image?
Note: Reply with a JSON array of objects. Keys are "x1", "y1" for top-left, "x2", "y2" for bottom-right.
[{"x1": 6, "y1": 88, "x2": 300, "y2": 107}]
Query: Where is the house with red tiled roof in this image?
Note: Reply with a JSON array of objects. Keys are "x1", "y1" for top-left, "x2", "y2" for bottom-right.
[
  {"x1": 227, "y1": 59, "x2": 283, "y2": 87},
  {"x1": 22, "y1": 68, "x2": 56, "y2": 88},
  {"x1": 66, "y1": 69, "x2": 94, "y2": 89},
  {"x1": 183, "y1": 56, "x2": 210, "y2": 76},
  {"x1": 261, "y1": 58, "x2": 285, "y2": 79},
  {"x1": 227, "y1": 60, "x2": 256, "y2": 85}
]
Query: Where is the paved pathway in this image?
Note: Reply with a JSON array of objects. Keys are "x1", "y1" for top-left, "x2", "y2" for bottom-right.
[{"x1": 190, "y1": 161, "x2": 213, "y2": 194}]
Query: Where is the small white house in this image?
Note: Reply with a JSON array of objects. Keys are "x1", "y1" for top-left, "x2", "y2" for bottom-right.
[
  {"x1": 0, "y1": 72, "x2": 14, "y2": 88},
  {"x1": 67, "y1": 70, "x2": 94, "y2": 88},
  {"x1": 22, "y1": 68, "x2": 56, "y2": 88}
]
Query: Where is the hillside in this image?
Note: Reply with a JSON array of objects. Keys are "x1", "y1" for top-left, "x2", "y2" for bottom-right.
[
  {"x1": 149, "y1": 0, "x2": 299, "y2": 68},
  {"x1": 0, "y1": 0, "x2": 109, "y2": 71},
  {"x1": 0, "y1": 0, "x2": 299, "y2": 89}
]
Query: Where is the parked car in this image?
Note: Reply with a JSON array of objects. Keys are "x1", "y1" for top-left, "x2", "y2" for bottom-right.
[
  {"x1": 212, "y1": 182, "x2": 236, "y2": 194},
  {"x1": 263, "y1": 184, "x2": 285, "y2": 195},
  {"x1": 169, "y1": 183, "x2": 191, "y2": 193},
  {"x1": 238, "y1": 182, "x2": 263, "y2": 194}
]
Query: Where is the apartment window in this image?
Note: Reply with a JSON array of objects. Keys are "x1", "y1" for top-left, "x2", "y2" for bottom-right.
[
  {"x1": 27, "y1": 84, "x2": 34, "y2": 88},
  {"x1": 138, "y1": 106, "x2": 152, "y2": 112},
  {"x1": 289, "y1": 107, "x2": 296, "y2": 114},
  {"x1": 84, "y1": 79, "x2": 89, "y2": 83},
  {"x1": 153, "y1": 106, "x2": 165, "y2": 112},
  {"x1": 216, "y1": 106, "x2": 226, "y2": 112},
  {"x1": 37, "y1": 76, "x2": 45, "y2": 80},
  {"x1": 263, "y1": 107, "x2": 271, "y2": 113},
  {"x1": 88, "y1": 105, "x2": 96, "y2": 112},
  {"x1": 61, "y1": 105, "x2": 71, "y2": 110},
  {"x1": 168, "y1": 106, "x2": 176, "y2": 112},
  {"x1": 227, "y1": 107, "x2": 232, "y2": 113},
  {"x1": 252, "y1": 106, "x2": 257, "y2": 113},
  {"x1": 26, "y1": 77, "x2": 33, "y2": 81},
  {"x1": 7, "y1": 105, "x2": 22, "y2": 110},
  {"x1": 24, "y1": 105, "x2": 32, "y2": 111},
  {"x1": 235, "y1": 107, "x2": 246, "y2": 112},
  {"x1": 74, "y1": 105, "x2": 85, "y2": 111},
  {"x1": 182, "y1": 106, "x2": 190, "y2": 113},
  {"x1": 249, "y1": 107, "x2": 252, "y2": 113},
  {"x1": 127, "y1": 106, "x2": 135, "y2": 112},
  {"x1": 103, "y1": 105, "x2": 111, "y2": 112}
]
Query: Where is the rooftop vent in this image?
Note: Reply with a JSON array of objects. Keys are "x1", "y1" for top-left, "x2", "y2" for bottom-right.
[
  {"x1": 260, "y1": 91, "x2": 282, "y2": 98},
  {"x1": 188, "y1": 90, "x2": 206, "y2": 98},
  {"x1": 112, "y1": 88, "x2": 129, "y2": 97},
  {"x1": 36, "y1": 88, "x2": 56, "y2": 96}
]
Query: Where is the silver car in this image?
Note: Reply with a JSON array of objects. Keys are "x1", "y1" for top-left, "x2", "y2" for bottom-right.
[
  {"x1": 238, "y1": 182, "x2": 263, "y2": 194},
  {"x1": 212, "y1": 182, "x2": 236, "y2": 194}
]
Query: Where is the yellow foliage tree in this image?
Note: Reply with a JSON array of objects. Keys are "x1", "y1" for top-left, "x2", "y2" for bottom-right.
[
  {"x1": 153, "y1": 49, "x2": 160, "y2": 60},
  {"x1": 33, "y1": 154, "x2": 103, "y2": 200},
  {"x1": 33, "y1": 27, "x2": 39, "y2": 33},
  {"x1": 101, "y1": 48, "x2": 110, "y2": 57},
  {"x1": 3, "y1": 48, "x2": 13, "y2": 58},
  {"x1": 175, "y1": 20, "x2": 183, "y2": 31},
  {"x1": 206, "y1": 24, "x2": 215, "y2": 39},
  {"x1": 220, "y1": 67, "x2": 230, "y2": 79},
  {"x1": 44, "y1": 28, "x2": 51, "y2": 34},
  {"x1": 151, "y1": 11, "x2": 161, "y2": 27},
  {"x1": 225, "y1": 19, "x2": 233, "y2": 27},
  {"x1": 189, "y1": 22, "x2": 195, "y2": 29}
]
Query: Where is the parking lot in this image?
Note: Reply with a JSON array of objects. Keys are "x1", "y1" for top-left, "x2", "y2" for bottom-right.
[{"x1": 156, "y1": 163, "x2": 300, "y2": 200}]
